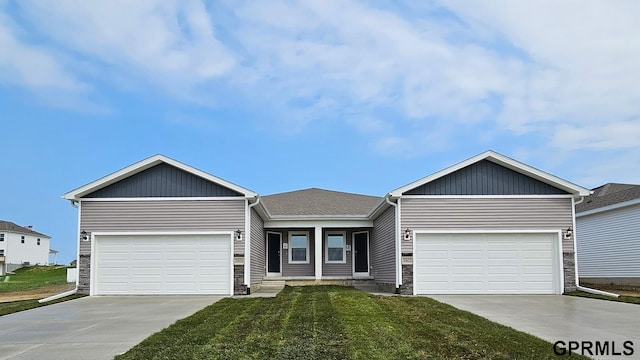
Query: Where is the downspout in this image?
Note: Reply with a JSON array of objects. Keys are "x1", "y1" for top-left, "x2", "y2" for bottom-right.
[
  {"x1": 245, "y1": 197, "x2": 260, "y2": 295},
  {"x1": 40, "y1": 199, "x2": 81, "y2": 303},
  {"x1": 571, "y1": 196, "x2": 619, "y2": 298},
  {"x1": 385, "y1": 196, "x2": 401, "y2": 294}
]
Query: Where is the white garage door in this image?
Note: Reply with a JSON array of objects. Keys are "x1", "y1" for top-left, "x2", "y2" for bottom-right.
[
  {"x1": 415, "y1": 233, "x2": 560, "y2": 294},
  {"x1": 94, "y1": 234, "x2": 232, "y2": 295}
]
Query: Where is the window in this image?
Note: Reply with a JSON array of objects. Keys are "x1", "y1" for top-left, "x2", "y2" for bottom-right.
[
  {"x1": 288, "y1": 232, "x2": 309, "y2": 264},
  {"x1": 325, "y1": 232, "x2": 346, "y2": 263},
  {"x1": 0, "y1": 249, "x2": 4, "y2": 256},
  {"x1": 37, "y1": 238, "x2": 41, "y2": 246},
  {"x1": 0, "y1": 233, "x2": 4, "y2": 241},
  {"x1": 21, "y1": 236, "x2": 25, "y2": 244}
]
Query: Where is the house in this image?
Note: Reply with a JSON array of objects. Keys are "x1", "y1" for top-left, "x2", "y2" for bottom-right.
[
  {"x1": 0, "y1": 220, "x2": 52, "y2": 275},
  {"x1": 575, "y1": 183, "x2": 640, "y2": 285},
  {"x1": 63, "y1": 151, "x2": 590, "y2": 296}
]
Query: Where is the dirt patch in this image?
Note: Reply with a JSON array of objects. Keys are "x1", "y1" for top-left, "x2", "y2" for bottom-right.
[
  {"x1": 0, "y1": 283, "x2": 76, "y2": 302},
  {"x1": 581, "y1": 283, "x2": 640, "y2": 297}
]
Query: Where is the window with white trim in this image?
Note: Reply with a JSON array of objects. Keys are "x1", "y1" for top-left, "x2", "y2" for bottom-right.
[
  {"x1": 0, "y1": 233, "x2": 4, "y2": 241},
  {"x1": 21, "y1": 236, "x2": 25, "y2": 244},
  {"x1": 37, "y1": 238, "x2": 41, "y2": 246},
  {"x1": 0, "y1": 249, "x2": 4, "y2": 256},
  {"x1": 288, "y1": 232, "x2": 309, "y2": 264},
  {"x1": 326, "y1": 232, "x2": 346, "y2": 263}
]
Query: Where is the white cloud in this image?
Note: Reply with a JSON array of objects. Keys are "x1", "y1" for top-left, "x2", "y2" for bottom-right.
[{"x1": 3, "y1": 0, "x2": 235, "y2": 102}]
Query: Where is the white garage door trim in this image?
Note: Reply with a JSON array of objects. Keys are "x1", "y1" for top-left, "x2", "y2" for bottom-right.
[
  {"x1": 412, "y1": 230, "x2": 563, "y2": 295},
  {"x1": 90, "y1": 231, "x2": 234, "y2": 296}
]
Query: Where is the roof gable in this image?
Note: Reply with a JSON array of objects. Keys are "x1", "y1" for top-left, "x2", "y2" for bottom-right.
[
  {"x1": 390, "y1": 150, "x2": 590, "y2": 198},
  {"x1": 404, "y1": 159, "x2": 569, "y2": 195},
  {"x1": 261, "y1": 188, "x2": 383, "y2": 217},
  {"x1": 576, "y1": 183, "x2": 640, "y2": 213},
  {"x1": 0, "y1": 220, "x2": 50, "y2": 238},
  {"x1": 63, "y1": 155, "x2": 257, "y2": 200},
  {"x1": 84, "y1": 163, "x2": 243, "y2": 198}
]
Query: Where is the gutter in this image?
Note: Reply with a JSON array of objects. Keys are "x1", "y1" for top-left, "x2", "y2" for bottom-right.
[
  {"x1": 570, "y1": 195, "x2": 618, "y2": 297},
  {"x1": 576, "y1": 285, "x2": 619, "y2": 298},
  {"x1": 245, "y1": 197, "x2": 261, "y2": 295},
  {"x1": 385, "y1": 195, "x2": 401, "y2": 294},
  {"x1": 38, "y1": 288, "x2": 78, "y2": 303}
]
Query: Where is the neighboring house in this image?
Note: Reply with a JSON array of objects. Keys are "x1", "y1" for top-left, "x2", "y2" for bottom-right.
[
  {"x1": 575, "y1": 183, "x2": 640, "y2": 285},
  {"x1": 63, "y1": 151, "x2": 590, "y2": 296},
  {"x1": 0, "y1": 220, "x2": 51, "y2": 275}
]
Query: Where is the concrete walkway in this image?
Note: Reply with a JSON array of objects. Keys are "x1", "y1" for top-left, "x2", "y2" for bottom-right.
[
  {"x1": 0, "y1": 296, "x2": 220, "y2": 360},
  {"x1": 430, "y1": 295, "x2": 640, "y2": 359}
]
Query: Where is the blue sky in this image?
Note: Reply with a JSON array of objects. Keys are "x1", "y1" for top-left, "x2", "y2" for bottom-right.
[{"x1": 1, "y1": 1, "x2": 639, "y2": 264}]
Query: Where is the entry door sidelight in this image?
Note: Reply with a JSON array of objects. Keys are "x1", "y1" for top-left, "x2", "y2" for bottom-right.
[
  {"x1": 267, "y1": 232, "x2": 281, "y2": 274},
  {"x1": 353, "y1": 232, "x2": 369, "y2": 274}
]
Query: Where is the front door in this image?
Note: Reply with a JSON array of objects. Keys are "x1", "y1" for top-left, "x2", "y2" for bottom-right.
[
  {"x1": 353, "y1": 231, "x2": 369, "y2": 275},
  {"x1": 267, "y1": 232, "x2": 281, "y2": 275}
]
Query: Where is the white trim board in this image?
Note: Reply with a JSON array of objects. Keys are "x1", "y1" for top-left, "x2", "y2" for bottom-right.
[
  {"x1": 576, "y1": 198, "x2": 640, "y2": 217},
  {"x1": 79, "y1": 197, "x2": 246, "y2": 202}
]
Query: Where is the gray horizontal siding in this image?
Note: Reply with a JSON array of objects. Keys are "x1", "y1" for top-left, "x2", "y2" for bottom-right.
[
  {"x1": 85, "y1": 163, "x2": 243, "y2": 198},
  {"x1": 280, "y1": 230, "x2": 315, "y2": 277},
  {"x1": 400, "y1": 197, "x2": 574, "y2": 253},
  {"x1": 250, "y1": 208, "x2": 265, "y2": 285},
  {"x1": 371, "y1": 206, "x2": 396, "y2": 284},
  {"x1": 322, "y1": 229, "x2": 354, "y2": 277},
  {"x1": 80, "y1": 199, "x2": 246, "y2": 255},
  {"x1": 404, "y1": 160, "x2": 568, "y2": 195},
  {"x1": 577, "y1": 204, "x2": 640, "y2": 278}
]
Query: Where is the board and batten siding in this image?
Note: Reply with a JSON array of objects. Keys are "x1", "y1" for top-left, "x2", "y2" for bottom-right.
[
  {"x1": 79, "y1": 199, "x2": 246, "y2": 255},
  {"x1": 577, "y1": 204, "x2": 640, "y2": 278},
  {"x1": 371, "y1": 206, "x2": 396, "y2": 284},
  {"x1": 250, "y1": 208, "x2": 265, "y2": 285},
  {"x1": 400, "y1": 197, "x2": 574, "y2": 254}
]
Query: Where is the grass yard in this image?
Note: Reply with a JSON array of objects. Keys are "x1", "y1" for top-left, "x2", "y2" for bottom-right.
[
  {"x1": 565, "y1": 290, "x2": 640, "y2": 305},
  {"x1": 0, "y1": 294, "x2": 85, "y2": 316},
  {"x1": 0, "y1": 266, "x2": 69, "y2": 293},
  {"x1": 117, "y1": 286, "x2": 586, "y2": 359}
]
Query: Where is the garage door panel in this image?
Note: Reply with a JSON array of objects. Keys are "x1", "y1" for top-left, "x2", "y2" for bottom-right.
[
  {"x1": 94, "y1": 234, "x2": 231, "y2": 295},
  {"x1": 415, "y1": 233, "x2": 559, "y2": 295}
]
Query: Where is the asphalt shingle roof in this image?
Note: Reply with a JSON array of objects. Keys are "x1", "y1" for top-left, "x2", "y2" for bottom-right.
[
  {"x1": 0, "y1": 220, "x2": 50, "y2": 238},
  {"x1": 261, "y1": 188, "x2": 383, "y2": 217},
  {"x1": 576, "y1": 183, "x2": 640, "y2": 213}
]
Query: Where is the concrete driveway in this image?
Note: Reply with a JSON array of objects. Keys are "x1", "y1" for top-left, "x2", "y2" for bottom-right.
[
  {"x1": 0, "y1": 296, "x2": 221, "y2": 360},
  {"x1": 430, "y1": 295, "x2": 640, "y2": 359}
]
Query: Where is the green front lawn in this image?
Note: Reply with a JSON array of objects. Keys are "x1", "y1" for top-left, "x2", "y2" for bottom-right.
[
  {"x1": 117, "y1": 286, "x2": 585, "y2": 359},
  {"x1": 0, "y1": 294, "x2": 86, "y2": 316},
  {"x1": 566, "y1": 290, "x2": 640, "y2": 305},
  {"x1": 0, "y1": 266, "x2": 69, "y2": 293}
]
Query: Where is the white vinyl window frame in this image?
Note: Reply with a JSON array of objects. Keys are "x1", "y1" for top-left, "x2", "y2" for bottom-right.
[
  {"x1": 288, "y1": 231, "x2": 310, "y2": 264},
  {"x1": 0, "y1": 233, "x2": 4, "y2": 241},
  {"x1": 325, "y1": 231, "x2": 347, "y2": 264}
]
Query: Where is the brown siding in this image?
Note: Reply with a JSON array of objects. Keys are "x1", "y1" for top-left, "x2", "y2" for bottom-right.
[
  {"x1": 400, "y1": 197, "x2": 574, "y2": 253},
  {"x1": 80, "y1": 199, "x2": 246, "y2": 255},
  {"x1": 322, "y1": 229, "x2": 354, "y2": 277},
  {"x1": 371, "y1": 206, "x2": 396, "y2": 284},
  {"x1": 281, "y1": 230, "x2": 315, "y2": 277},
  {"x1": 250, "y1": 208, "x2": 265, "y2": 285}
]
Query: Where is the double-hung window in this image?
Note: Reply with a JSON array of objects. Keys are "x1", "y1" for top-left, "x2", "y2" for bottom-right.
[
  {"x1": 21, "y1": 236, "x2": 25, "y2": 244},
  {"x1": 288, "y1": 232, "x2": 309, "y2": 264},
  {"x1": 0, "y1": 233, "x2": 4, "y2": 241},
  {"x1": 326, "y1": 231, "x2": 346, "y2": 263}
]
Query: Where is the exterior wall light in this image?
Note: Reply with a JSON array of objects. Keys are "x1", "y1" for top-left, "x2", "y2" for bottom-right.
[
  {"x1": 235, "y1": 229, "x2": 243, "y2": 241},
  {"x1": 403, "y1": 228, "x2": 412, "y2": 241},
  {"x1": 81, "y1": 230, "x2": 88, "y2": 241},
  {"x1": 563, "y1": 227, "x2": 573, "y2": 240}
]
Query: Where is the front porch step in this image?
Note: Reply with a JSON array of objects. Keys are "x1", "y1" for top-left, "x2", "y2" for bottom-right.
[
  {"x1": 258, "y1": 280, "x2": 285, "y2": 291},
  {"x1": 352, "y1": 279, "x2": 378, "y2": 292}
]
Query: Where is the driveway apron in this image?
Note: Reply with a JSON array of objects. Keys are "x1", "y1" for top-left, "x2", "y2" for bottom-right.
[
  {"x1": 0, "y1": 296, "x2": 220, "y2": 360},
  {"x1": 429, "y1": 295, "x2": 640, "y2": 359}
]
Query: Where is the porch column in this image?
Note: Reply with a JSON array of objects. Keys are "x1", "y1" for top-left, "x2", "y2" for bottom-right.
[{"x1": 315, "y1": 226, "x2": 322, "y2": 280}]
